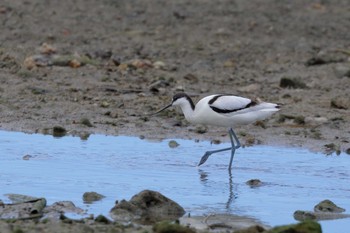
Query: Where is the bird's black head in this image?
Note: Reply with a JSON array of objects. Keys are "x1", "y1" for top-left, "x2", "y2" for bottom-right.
[
  {"x1": 172, "y1": 93, "x2": 195, "y2": 110},
  {"x1": 151, "y1": 93, "x2": 195, "y2": 116}
]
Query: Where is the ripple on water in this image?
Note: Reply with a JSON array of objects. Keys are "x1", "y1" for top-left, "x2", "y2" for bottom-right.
[{"x1": 0, "y1": 130, "x2": 349, "y2": 233}]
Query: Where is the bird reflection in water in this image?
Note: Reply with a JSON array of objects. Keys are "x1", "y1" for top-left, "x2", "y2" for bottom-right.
[{"x1": 198, "y1": 169, "x2": 237, "y2": 210}]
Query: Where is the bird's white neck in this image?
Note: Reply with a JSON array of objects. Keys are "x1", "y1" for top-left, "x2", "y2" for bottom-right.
[{"x1": 177, "y1": 102, "x2": 196, "y2": 123}]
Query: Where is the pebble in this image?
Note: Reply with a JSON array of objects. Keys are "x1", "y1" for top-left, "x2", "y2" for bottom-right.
[
  {"x1": 195, "y1": 125, "x2": 207, "y2": 134},
  {"x1": 94, "y1": 214, "x2": 111, "y2": 224},
  {"x1": 24, "y1": 55, "x2": 51, "y2": 69},
  {"x1": 83, "y1": 192, "x2": 105, "y2": 203},
  {"x1": 333, "y1": 64, "x2": 350, "y2": 78},
  {"x1": 80, "y1": 118, "x2": 93, "y2": 127},
  {"x1": 52, "y1": 126, "x2": 67, "y2": 137},
  {"x1": 39, "y1": 43, "x2": 57, "y2": 55},
  {"x1": 238, "y1": 84, "x2": 261, "y2": 93},
  {"x1": 153, "y1": 61, "x2": 166, "y2": 69},
  {"x1": 314, "y1": 199, "x2": 345, "y2": 213},
  {"x1": 168, "y1": 140, "x2": 180, "y2": 148},
  {"x1": 246, "y1": 179, "x2": 262, "y2": 187},
  {"x1": 323, "y1": 143, "x2": 341, "y2": 155},
  {"x1": 22, "y1": 154, "x2": 33, "y2": 160},
  {"x1": 305, "y1": 50, "x2": 346, "y2": 66},
  {"x1": 330, "y1": 96, "x2": 350, "y2": 110},
  {"x1": 279, "y1": 77, "x2": 307, "y2": 89},
  {"x1": 304, "y1": 116, "x2": 328, "y2": 125},
  {"x1": 346, "y1": 148, "x2": 350, "y2": 155},
  {"x1": 183, "y1": 73, "x2": 199, "y2": 83}
]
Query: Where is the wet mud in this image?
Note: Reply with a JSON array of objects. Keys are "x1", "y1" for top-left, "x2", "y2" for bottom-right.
[{"x1": 1, "y1": 0, "x2": 350, "y2": 232}]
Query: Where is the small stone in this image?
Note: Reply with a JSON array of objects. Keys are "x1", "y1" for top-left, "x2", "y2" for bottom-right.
[
  {"x1": 346, "y1": 148, "x2": 350, "y2": 155},
  {"x1": 174, "y1": 86, "x2": 184, "y2": 92},
  {"x1": 68, "y1": 59, "x2": 81, "y2": 68},
  {"x1": 333, "y1": 64, "x2": 350, "y2": 78},
  {"x1": 94, "y1": 215, "x2": 111, "y2": 224},
  {"x1": 195, "y1": 125, "x2": 207, "y2": 134},
  {"x1": 148, "y1": 80, "x2": 170, "y2": 93},
  {"x1": 323, "y1": 143, "x2": 341, "y2": 155},
  {"x1": 130, "y1": 59, "x2": 153, "y2": 69},
  {"x1": 330, "y1": 96, "x2": 350, "y2": 110},
  {"x1": 80, "y1": 118, "x2": 93, "y2": 127},
  {"x1": 39, "y1": 43, "x2": 57, "y2": 55},
  {"x1": 88, "y1": 49, "x2": 112, "y2": 60},
  {"x1": 100, "y1": 101, "x2": 110, "y2": 108},
  {"x1": 246, "y1": 179, "x2": 262, "y2": 187},
  {"x1": 83, "y1": 192, "x2": 105, "y2": 203},
  {"x1": 52, "y1": 126, "x2": 67, "y2": 137},
  {"x1": 314, "y1": 199, "x2": 345, "y2": 213},
  {"x1": 293, "y1": 210, "x2": 317, "y2": 221},
  {"x1": 111, "y1": 55, "x2": 121, "y2": 66},
  {"x1": 23, "y1": 154, "x2": 33, "y2": 160},
  {"x1": 305, "y1": 51, "x2": 346, "y2": 66},
  {"x1": 223, "y1": 59, "x2": 235, "y2": 68},
  {"x1": 280, "y1": 77, "x2": 307, "y2": 89},
  {"x1": 118, "y1": 63, "x2": 129, "y2": 71},
  {"x1": 238, "y1": 84, "x2": 261, "y2": 93},
  {"x1": 211, "y1": 139, "x2": 221, "y2": 144},
  {"x1": 304, "y1": 117, "x2": 328, "y2": 125},
  {"x1": 183, "y1": 73, "x2": 199, "y2": 83},
  {"x1": 168, "y1": 140, "x2": 180, "y2": 148},
  {"x1": 153, "y1": 61, "x2": 166, "y2": 69},
  {"x1": 24, "y1": 55, "x2": 51, "y2": 70}
]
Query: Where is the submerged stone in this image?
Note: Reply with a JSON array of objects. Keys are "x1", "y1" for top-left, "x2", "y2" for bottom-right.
[
  {"x1": 246, "y1": 179, "x2": 263, "y2": 187},
  {"x1": 294, "y1": 210, "x2": 350, "y2": 221},
  {"x1": 83, "y1": 192, "x2": 105, "y2": 203},
  {"x1": 314, "y1": 199, "x2": 345, "y2": 213},
  {"x1": 168, "y1": 140, "x2": 180, "y2": 148}
]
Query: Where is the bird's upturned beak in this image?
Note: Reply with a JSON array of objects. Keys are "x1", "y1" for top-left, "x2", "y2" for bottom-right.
[{"x1": 151, "y1": 103, "x2": 172, "y2": 116}]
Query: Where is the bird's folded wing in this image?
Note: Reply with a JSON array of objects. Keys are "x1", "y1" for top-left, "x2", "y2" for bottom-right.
[{"x1": 208, "y1": 95, "x2": 254, "y2": 114}]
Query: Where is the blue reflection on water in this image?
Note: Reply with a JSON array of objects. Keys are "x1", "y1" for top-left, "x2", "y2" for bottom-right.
[{"x1": 0, "y1": 130, "x2": 349, "y2": 232}]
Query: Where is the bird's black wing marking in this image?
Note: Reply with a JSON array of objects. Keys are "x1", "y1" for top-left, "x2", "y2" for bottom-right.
[{"x1": 209, "y1": 95, "x2": 257, "y2": 114}]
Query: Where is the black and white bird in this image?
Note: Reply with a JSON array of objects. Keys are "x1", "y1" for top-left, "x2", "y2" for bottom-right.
[{"x1": 153, "y1": 93, "x2": 280, "y2": 170}]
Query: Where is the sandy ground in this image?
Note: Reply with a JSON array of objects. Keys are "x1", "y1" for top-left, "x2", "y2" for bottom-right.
[
  {"x1": 0, "y1": 0, "x2": 350, "y2": 231},
  {"x1": 1, "y1": 0, "x2": 350, "y2": 154}
]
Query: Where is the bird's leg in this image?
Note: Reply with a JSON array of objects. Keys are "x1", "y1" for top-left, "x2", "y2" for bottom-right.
[
  {"x1": 228, "y1": 128, "x2": 241, "y2": 170},
  {"x1": 197, "y1": 128, "x2": 241, "y2": 167},
  {"x1": 229, "y1": 128, "x2": 241, "y2": 149},
  {"x1": 198, "y1": 147, "x2": 232, "y2": 166}
]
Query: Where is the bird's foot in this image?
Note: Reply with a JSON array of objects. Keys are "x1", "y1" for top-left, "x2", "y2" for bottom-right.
[{"x1": 198, "y1": 151, "x2": 211, "y2": 166}]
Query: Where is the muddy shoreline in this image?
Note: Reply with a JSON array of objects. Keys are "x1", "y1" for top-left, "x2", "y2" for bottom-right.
[{"x1": 0, "y1": 0, "x2": 349, "y2": 154}]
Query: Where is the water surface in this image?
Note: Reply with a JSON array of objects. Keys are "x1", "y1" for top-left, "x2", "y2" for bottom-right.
[{"x1": 0, "y1": 130, "x2": 349, "y2": 233}]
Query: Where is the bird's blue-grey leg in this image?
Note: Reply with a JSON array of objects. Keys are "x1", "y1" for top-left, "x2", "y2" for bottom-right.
[
  {"x1": 198, "y1": 147, "x2": 232, "y2": 166},
  {"x1": 228, "y1": 128, "x2": 241, "y2": 170},
  {"x1": 198, "y1": 128, "x2": 241, "y2": 167}
]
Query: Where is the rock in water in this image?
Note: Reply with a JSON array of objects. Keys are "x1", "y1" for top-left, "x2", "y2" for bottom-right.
[
  {"x1": 314, "y1": 199, "x2": 345, "y2": 213},
  {"x1": 83, "y1": 192, "x2": 105, "y2": 203},
  {"x1": 110, "y1": 190, "x2": 185, "y2": 224}
]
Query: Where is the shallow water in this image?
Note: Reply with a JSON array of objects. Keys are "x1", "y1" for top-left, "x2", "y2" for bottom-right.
[{"x1": 0, "y1": 130, "x2": 349, "y2": 232}]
